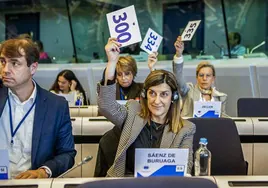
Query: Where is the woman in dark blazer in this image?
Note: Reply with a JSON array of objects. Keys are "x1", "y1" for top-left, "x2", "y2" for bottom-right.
[{"x1": 98, "y1": 38, "x2": 196, "y2": 177}]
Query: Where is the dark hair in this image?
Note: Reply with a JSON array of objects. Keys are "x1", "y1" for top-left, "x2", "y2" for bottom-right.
[
  {"x1": 0, "y1": 38, "x2": 39, "y2": 67},
  {"x1": 35, "y1": 40, "x2": 44, "y2": 52},
  {"x1": 233, "y1": 32, "x2": 241, "y2": 44},
  {"x1": 50, "y1": 69, "x2": 88, "y2": 105}
]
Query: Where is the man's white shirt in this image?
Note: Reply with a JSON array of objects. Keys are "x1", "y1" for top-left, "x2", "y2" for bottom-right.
[{"x1": 0, "y1": 81, "x2": 37, "y2": 178}]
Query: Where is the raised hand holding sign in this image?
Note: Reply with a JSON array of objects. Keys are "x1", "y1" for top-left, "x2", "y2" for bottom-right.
[
  {"x1": 106, "y1": 5, "x2": 142, "y2": 47},
  {"x1": 181, "y1": 20, "x2": 201, "y2": 41},
  {"x1": 140, "y1": 28, "x2": 163, "y2": 54}
]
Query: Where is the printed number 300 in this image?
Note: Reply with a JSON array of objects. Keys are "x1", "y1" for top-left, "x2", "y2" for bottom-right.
[{"x1": 112, "y1": 12, "x2": 132, "y2": 43}]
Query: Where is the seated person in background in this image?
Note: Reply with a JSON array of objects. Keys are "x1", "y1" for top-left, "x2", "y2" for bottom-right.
[
  {"x1": 172, "y1": 36, "x2": 228, "y2": 117},
  {"x1": 228, "y1": 32, "x2": 246, "y2": 56},
  {"x1": 98, "y1": 38, "x2": 195, "y2": 177},
  {"x1": 113, "y1": 55, "x2": 143, "y2": 100},
  {"x1": 50, "y1": 69, "x2": 88, "y2": 105},
  {"x1": 35, "y1": 40, "x2": 52, "y2": 64},
  {"x1": 0, "y1": 38, "x2": 76, "y2": 178}
]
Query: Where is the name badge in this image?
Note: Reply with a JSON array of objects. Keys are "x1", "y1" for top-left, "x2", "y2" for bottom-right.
[
  {"x1": 140, "y1": 28, "x2": 163, "y2": 54},
  {"x1": 135, "y1": 148, "x2": 188, "y2": 177},
  {"x1": 0, "y1": 150, "x2": 9, "y2": 179},
  {"x1": 181, "y1": 20, "x2": 201, "y2": 41},
  {"x1": 106, "y1": 5, "x2": 142, "y2": 47}
]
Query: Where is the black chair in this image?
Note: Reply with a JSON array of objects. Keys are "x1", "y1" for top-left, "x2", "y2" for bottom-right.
[
  {"x1": 78, "y1": 177, "x2": 217, "y2": 188},
  {"x1": 237, "y1": 98, "x2": 268, "y2": 117},
  {"x1": 188, "y1": 118, "x2": 248, "y2": 175},
  {"x1": 94, "y1": 126, "x2": 121, "y2": 177}
]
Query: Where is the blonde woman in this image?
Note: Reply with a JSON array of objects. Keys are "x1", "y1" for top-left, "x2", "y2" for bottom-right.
[{"x1": 173, "y1": 36, "x2": 228, "y2": 117}]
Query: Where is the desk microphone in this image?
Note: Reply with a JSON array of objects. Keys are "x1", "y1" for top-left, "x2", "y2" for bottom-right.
[
  {"x1": 250, "y1": 41, "x2": 266, "y2": 54},
  {"x1": 57, "y1": 155, "x2": 93, "y2": 178},
  {"x1": 212, "y1": 40, "x2": 222, "y2": 49}
]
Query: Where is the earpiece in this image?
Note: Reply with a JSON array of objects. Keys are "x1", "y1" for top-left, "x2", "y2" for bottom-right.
[
  {"x1": 171, "y1": 91, "x2": 179, "y2": 101},
  {"x1": 140, "y1": 88, "x2": 147, "y2": 99}
]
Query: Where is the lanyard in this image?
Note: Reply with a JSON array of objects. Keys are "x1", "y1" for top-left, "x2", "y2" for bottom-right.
[
  {"x1": 8, "y1": 96, "x2": 36, "y2": 145},
  {"x1": 119, "y1": 87, "x2": 127, "y2": 100}
]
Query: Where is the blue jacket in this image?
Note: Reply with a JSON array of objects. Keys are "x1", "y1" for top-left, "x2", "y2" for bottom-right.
[{"x1": 0, "y1": 84, "x2": 76, "y2": 177}]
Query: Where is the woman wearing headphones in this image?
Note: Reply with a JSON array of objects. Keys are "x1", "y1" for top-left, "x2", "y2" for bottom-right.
[
  {"x1": 173, "y1": 36, "x2": 228, "y2": 117},
  {"x1": 97, "y1": 38, "x2": 195, "y2": 177}
]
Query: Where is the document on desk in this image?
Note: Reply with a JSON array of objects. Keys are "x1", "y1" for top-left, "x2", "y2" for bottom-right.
[
  {"x1": 135, "y1": 148, "x2": 188, "y2": 177},
  {"x1": 0, "y1": 150, "x2": 9, "y2": 179},
  {"x1": 194, "y1": 101, "x2": 221, "y2": 118}
]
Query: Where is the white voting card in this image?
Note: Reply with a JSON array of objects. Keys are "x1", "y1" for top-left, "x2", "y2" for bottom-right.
[
  {"x1": 107, "y1": 5, "x2": 142, "y2": 47},
  {"x1": 181, "y1": 20, "x2": 201, "y2": 41},
  {"x1": 140, "y1": 28, "x2": 163, "y2": 54},
  {"x1": 194, "y1": 101, "x2": 222, "y2": 118},
  {"x1": 135, "y1": 148, "x2": 188, "y2": 177}
]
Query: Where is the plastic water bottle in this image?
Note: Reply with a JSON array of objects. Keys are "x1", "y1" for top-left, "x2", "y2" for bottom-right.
[
  {"x1": 194, "y1": 138, "x2": 211, "y2": 176},
  {"x1": 75, "y1": 94, "x2": 83, "y2": 106}
]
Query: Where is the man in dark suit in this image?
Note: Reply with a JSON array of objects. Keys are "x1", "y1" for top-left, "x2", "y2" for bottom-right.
[{"x1": 0, "y1": 38, "x2": 76, "y2": 178}]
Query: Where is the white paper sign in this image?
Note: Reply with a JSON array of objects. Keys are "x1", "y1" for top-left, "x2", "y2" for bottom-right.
[
  {"x1": 194, "y1": 101, "x2": 222, "y2": 118},
  {"x1": 0, "y1": 150, "x2": 9, "y2": 179},
  {"x1": 135, "y1": 148, "x2": 188, "y2": 177},
  {"x1": 140, "y1": 28, "x2": 163, "y2": 54},
  {"x1": 106, "y1": 5, "x2": 142, "y2": 47},
  {"x1": 181, "y1": 20, "x2": 201, "y2": 41}
]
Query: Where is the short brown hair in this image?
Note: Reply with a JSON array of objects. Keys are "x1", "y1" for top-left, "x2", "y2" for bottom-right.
[
  {"x1": 0, "y1": 38, "x2": 39, "y2": 67},
  {"x1": 139, "y1": 70, "x2": 183, "y2": 133},
  {"x1": 196, "y1": 61, "x2": 216, "y2": 77},
  {"x1": 116, "y1": 55, "x2": 137, "y2": 77}
]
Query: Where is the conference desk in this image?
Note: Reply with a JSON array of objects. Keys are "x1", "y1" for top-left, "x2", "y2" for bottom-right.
[
  {"x1": 67, "y1": 116, "x2": 268, "y2": 177},
  {"x1": 1, "y1": 176, "x2": 268, "y2": 188}
]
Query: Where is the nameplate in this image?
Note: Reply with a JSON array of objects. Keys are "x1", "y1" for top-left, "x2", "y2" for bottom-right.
[
  {"x1": 106, "y1": 5, "x2": 142, "y2": 47},
  {"x1": 0, "y1": 150, "x2": 9, "y2": 179},
  {"x1": 135, "y1": 148, "x2": 188, "y2": 177},
  {"x1": 194, "y1": 101, "x2": 222, "y2": 118}
]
